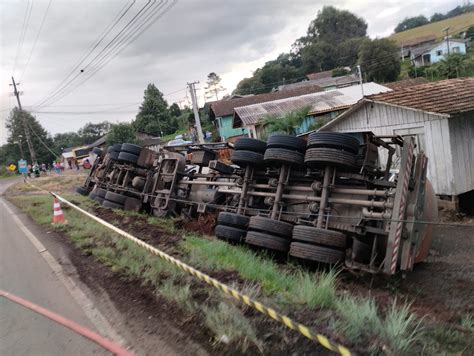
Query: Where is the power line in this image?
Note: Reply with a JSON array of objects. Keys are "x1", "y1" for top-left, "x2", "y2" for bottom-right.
[
  {"x1": 35, "y1": 0, "x2": 161, "y2": 108},
  {"x1": 25, "y1": 120, "x2": 59, "y2": 157},
  {"x1": 36, "y1": 0, "x2": 176, "y2": 109},
  {"x1": 19, "y1": 0, "x2": 53, "y2": 81},
  {"x1": 33, "y1": 0, "x2": 137, "y2": 108},
  {"x1": 12, "y1": 0, "x2": 33, "y2": 74}
]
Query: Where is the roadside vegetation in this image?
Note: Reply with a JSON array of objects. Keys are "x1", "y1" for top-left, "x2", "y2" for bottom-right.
[{"x1": 6, "y1": 177, "x2": 473, "y2": 354}]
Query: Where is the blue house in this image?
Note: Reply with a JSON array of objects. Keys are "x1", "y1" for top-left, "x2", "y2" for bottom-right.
[
  {"x1": 412, "y1": 38, "x2": 468, "y2": 67},
  {"x1": 209, "y1": 85, "x2": 323, "y2": 142}
]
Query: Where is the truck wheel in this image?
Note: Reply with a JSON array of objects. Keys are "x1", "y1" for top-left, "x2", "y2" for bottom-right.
[
  {"x1": 118, "y1": 152, "x2": 139, "y2": 165},
  {"x1": 292, "y1": 225, "x2": 347, "y2": 249},
  {"x1": 245, "y1": 231, "x2": 290, "y2": 252},
  {"x1": 76, "y1": 186, "x2": 91, "y2": 196},
  {"x1": 104, "y1": 191, "x2": 127, "y2": 205},
  {"x1": 217, "y1": 212, "x2": 250, "y2": 228},
  {"x1": 289, "y1": 242, "x2": 344, "y2": 264},
  {"x1": 215, "y1": 225, "x2": 247, "y2": 243},
  {"x1": 231, "y1": 150, "x2": 264, "y2": 166},
  {"x1": 109, "y1": 151, "x2": 119, "y2": 161},
  {"x1": 307, "y1": 132, "x2": 360, "y2": 154},
  {"x1": 124, "y1": 197, "x2": 142, "y2": 212},
  {"x1": 233, "y1": 138, "x2": 267, "y2": 153},
  {"x1": 248, "y1": 216, "x2": 293, "y2": 238},
  {"x1": 96, "y1": 188, "x2": 108, "y2": 199},
  {"x1": 304, "y1": 147, "x2": 356, "y2": 168},
  {"x1": 267, "y1": 134, "x2": 307, "y2": 153},
  {"x1": 264, "y1": 148, "x2": 304, "y2": 165},
  {"x1": 111, "y1": 144, "x2": 122, "y2": 152},
  {"x1": 121, "y1": 143, "x2": 141, "y2": 155},
  {"x1": 102, "y1": 200, "x2": 124, "y2": 210}
]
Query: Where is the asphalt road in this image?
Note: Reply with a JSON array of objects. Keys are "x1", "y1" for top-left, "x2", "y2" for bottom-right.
[{"x1": 0, "y1": 178, "x2": 109, "y2": 355}]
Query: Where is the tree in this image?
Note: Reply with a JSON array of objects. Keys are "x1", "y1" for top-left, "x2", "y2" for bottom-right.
[
  {"x1": 305, "y1": 6, "x2": 367, "y2": 44},
  {"x1": 430, "y1": 13, "x2": 446, "y2": 22},
  {"x1": 106, "y1": 123, "x2": 137, "y2": 145},
  {"x1": 133, "y1": 83, "x2": 174, "y2": 136},
  {"x1": 394, "y1": 16, "x2": 429, "y2": 33},
  {"x1": 78, "y1": 121, "x2": 111, "y2": 144},
  {"x1": 53, "y1": 132, "x2": 84, "y2": 153},
  {"x1": 301, "y1": 41, "x2": 337, "y2": 73},
  {"x1": 332, "y1": 67, "x2": 350, "y2": 77},
  {"x1": 205, "y1": 72, "x2": 226, "y2": 101},
  {"x1": 436, "y1": 53, "x2": 468, "y2": 79},
  {"x1": 4, "y1": 108, "x2": 56, "y2": 164},
  {"x1": 466, "y1": 26, "x2": 474, "y2": 41},
  {"x1": 358, "y1": 39, "x2": 401, "y2": 82},
  {"x1": 263, "y1": 106, "x2": 311, "y2": 136},
  {"x1": 169, "y1": 103, "x2": 181, "y2": 117}
]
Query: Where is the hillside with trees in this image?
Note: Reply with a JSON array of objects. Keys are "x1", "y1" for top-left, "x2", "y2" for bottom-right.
[
  {"x1": 394, "y1": 4, "x2": 474, "y2": 33},
  {"x1": 234, "y1": 6, "x2": 400, "y2": 95}
]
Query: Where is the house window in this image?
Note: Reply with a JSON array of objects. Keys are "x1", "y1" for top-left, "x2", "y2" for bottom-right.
[
  {"x1": 453, "y1": 46, "x2": 460, "y2": 53},
  {"x1": 436, "y1": 50, "x2": 443, "y2": 56}
]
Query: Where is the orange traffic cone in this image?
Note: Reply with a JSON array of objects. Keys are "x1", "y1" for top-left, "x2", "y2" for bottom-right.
[{"x1": 52, "y1": 198, "x2": 67, "y2": 224}]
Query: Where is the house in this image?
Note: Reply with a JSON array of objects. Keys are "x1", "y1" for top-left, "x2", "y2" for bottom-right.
[
  {"x1": 319, "y1": 77, "x2": 474, "y2": 209},
  {"x1": 209, "y1": 84, "x2": 322, "y2": 142},
  {"x1": 397, "y1": 34, "x2": 437, "y2": 59},
  {"x1": 411, "y1": 38, "x2": 468, "y2": 67},
  {"x1": 279, "y1": 70, "x2": 359, "y2": 92},
  {"x1": 233, "y1": 82, "x2": 391, "y2": 139},
  {"x1": 384, "y1": 78, "x2": 428, "y2": 90}
]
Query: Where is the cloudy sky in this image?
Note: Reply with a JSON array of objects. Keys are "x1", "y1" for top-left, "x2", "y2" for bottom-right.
[{"x1": 0, "y1": 0, "x2": 459, "y2": 143}]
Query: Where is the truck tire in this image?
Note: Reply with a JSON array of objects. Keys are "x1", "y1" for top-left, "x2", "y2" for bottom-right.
[
  {"x1": 233, "y1": 138, "x2": 267, "y2": 153},
  {"x1": 102, "y1": 200, "x2": 124, "y2": 210},
  {"x1": 248, "y1": 216, "x2": 293, "y2": 238},
  {"x1": 96, "y1": 188, "x2": 108, "y2": 199},
  {"x1": 307, "y1": 132, "x2": 360, "y2": 154},
  {"x1": 289, "y1": 242, "x2": 344, "y2": 264},
  {"x1": 104, "y1": 191, "x2": 127, "y2": 205},
  {"x1": 76, "y1": 186, "x2": 91, "y2": 196},
  {"x1": 267, "y1": 134, "x2": 307, "y2": 153},
  {"x1": 111, "y1": 144, "x2": 122, "y2": 152},
  {"x1": 292, "y1": 225, "x2": 347, "y2": 249},
  {"x1": 109, "y1": 151, "x2": 119, "y2": 161},
  {"x1": 121, "y1": 143, "x2": 141, "y2": 155},
  {"x1": 245, "y1": 231, "x2": 290, "y2": 252},
  {"x1": 231, "y1": 150, "x2": 264, "y2": 166},
  {"x1": 217, "y1": 212, "x2": 250, "y2": 229},
  {"x1": 264, "y1": 148, "x2": 304, "y2": 165},
  {"x1": 304, "y1": 147, "x2": 356, "y2": 168},
  {"x1": 215, "y1": 225, "x2": 247, "y2": 243},
  {"x1": 118, "y1": 152, "x2": 139, "y2": 165},
  {"x1": 124, "y1": 197, "x2": 142, "y2": 212}
]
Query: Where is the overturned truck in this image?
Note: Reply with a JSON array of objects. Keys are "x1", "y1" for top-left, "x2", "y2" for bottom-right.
[{"x1": 78, "y1": 132, "x2": 437, "y2": 276}]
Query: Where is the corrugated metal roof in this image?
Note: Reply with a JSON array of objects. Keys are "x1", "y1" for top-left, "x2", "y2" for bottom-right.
[
  {"x1": 368, "y1": 77, "x2": 474, "y2": 115},
  {"x1": 209, "y1": 84, "x2": 322, "y2": 118},
  {"x1": 233, "y1": 82, "x2": 391, "y2": 127}
]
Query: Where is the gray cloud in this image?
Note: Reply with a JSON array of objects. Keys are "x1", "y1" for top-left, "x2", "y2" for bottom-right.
[{"x1": 1, "y1": 0, "x2": 459, "y2": 143}]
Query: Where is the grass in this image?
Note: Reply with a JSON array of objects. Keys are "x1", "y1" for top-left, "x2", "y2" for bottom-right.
[
  {"x1": 389, "y1": 12, "x2": 474, "y2": 45},
  {"x1": 7, "y1": 178, "x2": 462, "y2": 354},
  {"x1": 203, "y1": 301, "x2": 260, "y2": 351},
  {"x1": 160, "y1": 129, "x2": 188, "y2": 143}
]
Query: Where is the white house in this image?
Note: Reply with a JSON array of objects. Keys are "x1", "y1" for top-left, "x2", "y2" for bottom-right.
[
  {"x1": 320, "y1": 77, "x2": 474, "y2": 209},
  {"x1": 411, "y1": 38, "x2": 468, "y2": 67}
]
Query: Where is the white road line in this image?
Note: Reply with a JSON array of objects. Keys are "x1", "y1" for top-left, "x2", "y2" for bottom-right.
[{"x1": 0, "y1": 199, "x2": 126, "y2": 347}]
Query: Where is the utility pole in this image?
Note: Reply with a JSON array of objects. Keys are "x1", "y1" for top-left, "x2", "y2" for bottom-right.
[
  {"x1": 11, "y1": 76, "x2": 36, "y2": 163},
  {"x1": 357, "y1": 65, "x2": 365, "y2": 97},
  {"x1": 187, "y1": 81, "x2": 205, "y2": 144},
  {"x1": 443, "y1": 27, "x2": 450, "y2": 55}
]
